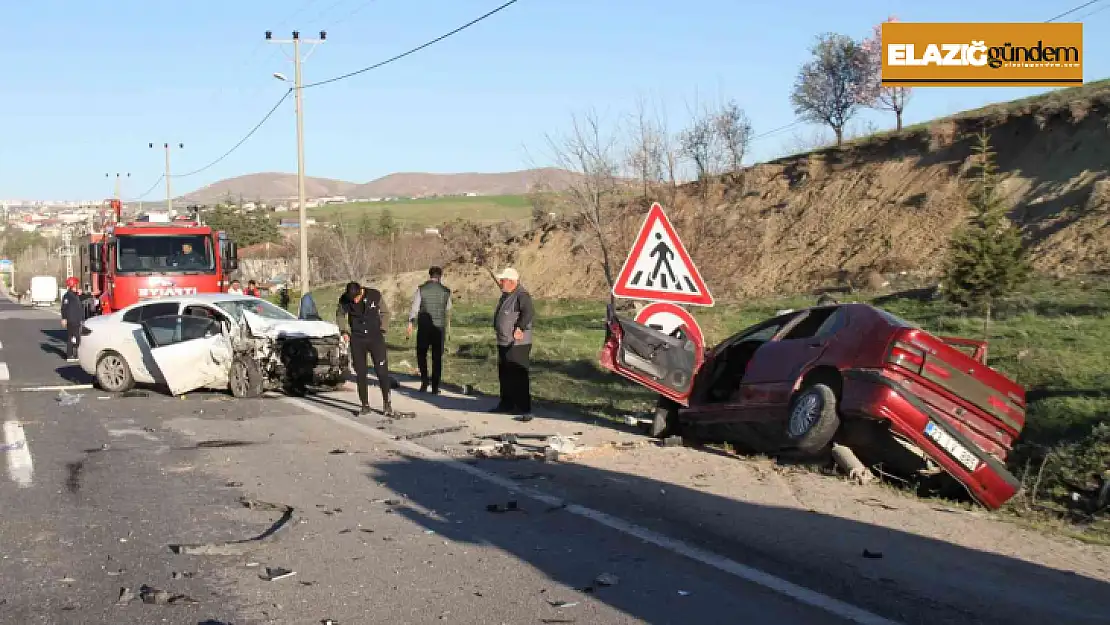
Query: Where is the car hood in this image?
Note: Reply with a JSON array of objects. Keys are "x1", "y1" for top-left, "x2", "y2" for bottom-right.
[{"x1": 241, "y1": 309, "x2": 340, "y2": 339}]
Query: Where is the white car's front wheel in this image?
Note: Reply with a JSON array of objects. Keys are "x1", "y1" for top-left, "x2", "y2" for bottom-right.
[{"x1": 96, "y1": 351, "x2": 135, "y2": 393}]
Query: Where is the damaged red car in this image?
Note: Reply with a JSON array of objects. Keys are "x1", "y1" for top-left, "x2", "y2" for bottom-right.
[{"x1": 599, "y1": 303, "x2": 1026, "y2": 509}]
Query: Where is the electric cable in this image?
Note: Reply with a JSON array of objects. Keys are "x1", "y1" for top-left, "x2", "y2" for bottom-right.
[{"x1": 171, "y1": 89, "x2": 293, "y2": 179}]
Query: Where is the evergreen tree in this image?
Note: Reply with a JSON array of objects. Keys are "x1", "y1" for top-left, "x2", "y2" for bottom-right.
[
  {"x1": 941, "y1": 131, "x2": 1030, "y2": 315},
  {"x1": 376, "y1": 209, "x2": 399, "y2": 238}
]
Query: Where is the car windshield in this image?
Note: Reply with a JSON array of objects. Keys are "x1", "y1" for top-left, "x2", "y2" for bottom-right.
[
  {"x1": 215, "y1": 298, "x2": 297, "y2": 323},
  {"x1": 116, "y1": 234, "x2": 215, "y2": 273}
]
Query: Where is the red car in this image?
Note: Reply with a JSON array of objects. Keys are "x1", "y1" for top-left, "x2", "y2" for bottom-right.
[{"x1": 599, "y1": 303, "x2": 1026, "y2": 510}]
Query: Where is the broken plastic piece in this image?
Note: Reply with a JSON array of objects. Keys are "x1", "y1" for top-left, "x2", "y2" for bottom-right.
[
  {"x1": 594, "y1": 573, "x2": 619, "y2": 587},
  {"x1": 260, "y1": 567, "x2": 296, "y2": 582},
  {"x1": 168, "y1": 498, "x2": 293, "y2": 556},
  {"x1": 548, "y1": 600, "x2": 579, "y2": 608},
  {"x1": 57, "y1": 389, "x2": 82, "y2": 406}
]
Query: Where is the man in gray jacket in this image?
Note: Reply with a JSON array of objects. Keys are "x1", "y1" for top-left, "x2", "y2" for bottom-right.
[
  {"x1": 406, "y1": 266, "x2": 452, "y2": 394},
  {"x1": 490, "y1": 267, "x2": 535, "y2": 416}
]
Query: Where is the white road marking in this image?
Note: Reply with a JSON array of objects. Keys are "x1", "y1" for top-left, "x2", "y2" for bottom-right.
[
  {"x1": 2, "y1": 420, "x2": 34, "y2": 487},
  {"x1": 19, "y1": 384, "x2": 94, "y2": 392},
  {"x1": 286, "y1": 397, "x2": 900, "y2": 625},
  {"x1": 0, "y1": 363, "x2": 8, "y2": 381},
  {"x1": 0, "y1": 340, "x2": 4, "y2": 349}
]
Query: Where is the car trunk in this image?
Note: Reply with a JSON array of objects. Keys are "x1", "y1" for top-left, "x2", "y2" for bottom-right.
[{"x1": 885, "y1": 328, "x2": 1025, "y2": 458}]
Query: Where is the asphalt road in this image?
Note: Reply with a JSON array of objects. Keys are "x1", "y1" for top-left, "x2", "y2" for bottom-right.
[{"x1": 0, "y1": 295, "x2": 868, "y2": 624}]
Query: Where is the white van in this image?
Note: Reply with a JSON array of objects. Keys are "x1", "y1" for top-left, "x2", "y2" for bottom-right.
[{"x1": 29, "y1": 276, "x2": 59, "y2": 307}]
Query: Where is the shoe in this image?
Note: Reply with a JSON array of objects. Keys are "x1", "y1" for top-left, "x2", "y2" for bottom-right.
[
  {"x1": 358, "y1": 405, "x2": 372, "y2": 416},
  {"x1": 382, "y1": 400, "x2": 396, "y2": 417},
  {"x1": 419, "y1": 383, "x2": 429, "y2": 393},
  {"x1": 514, "y1": 413, "x2": 533, "y2": 422}
]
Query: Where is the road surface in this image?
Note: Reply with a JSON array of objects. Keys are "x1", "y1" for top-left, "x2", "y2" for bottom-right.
[{"x1": 0, "y1": 294, "x2": 1105, "y2": 624}]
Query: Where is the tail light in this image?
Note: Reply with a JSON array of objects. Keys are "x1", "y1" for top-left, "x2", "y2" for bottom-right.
[{"x1": 887, "y1": 340, "x2": 925, "y2": 374}]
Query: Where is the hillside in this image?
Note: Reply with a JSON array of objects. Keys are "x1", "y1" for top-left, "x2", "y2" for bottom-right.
[
  {"x1": 179, "y1": 167, "x2": 580, "y2": 204},
  {"x1": 431, "y1": 80, "x2": 1110, "y2": 303}
]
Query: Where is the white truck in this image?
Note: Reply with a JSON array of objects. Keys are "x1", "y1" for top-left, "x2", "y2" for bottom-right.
[{"x1": 29, "y1": 275, "x2": 59, "y2": 307}]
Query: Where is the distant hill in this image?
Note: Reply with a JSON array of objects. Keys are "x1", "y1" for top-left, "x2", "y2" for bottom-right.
[{"x1": 177, "y1": 167, "x2": 580, "y2": 204}]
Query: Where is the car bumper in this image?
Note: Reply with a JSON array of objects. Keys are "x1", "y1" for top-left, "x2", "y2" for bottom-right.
[
  {"x1": 841, "y1": 368, "x2": 1021, "y2": 510},
  {"x1": 277, "y1": 336, "x2": 349, "y2": 386}
]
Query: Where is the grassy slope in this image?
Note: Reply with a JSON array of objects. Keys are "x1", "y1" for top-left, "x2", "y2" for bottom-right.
[
  {"x1": 283, "y1": 276, "x2": 1109, "y2": 538},
  {"x1": 306, "y1": 194, "x2": 532, "y2": 227}
]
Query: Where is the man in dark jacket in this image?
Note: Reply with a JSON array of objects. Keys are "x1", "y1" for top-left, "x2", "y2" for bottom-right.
[
  {"x1": 337, "y1": 281, "x2": 395, "y2": 416},
  {"x1": 490, "y1": 267, "x2": 534, "y2": 417},
  {"x1": 406, "y1": 266, "x2": 452, "y2": 394},
  {"x1": 60, "y1": 277, "x2": 84, "y2": 362}
]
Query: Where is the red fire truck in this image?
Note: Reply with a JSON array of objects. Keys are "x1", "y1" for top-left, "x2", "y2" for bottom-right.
[{"x1": 81, "y1": 199, "x2": 239, "y2": 313}]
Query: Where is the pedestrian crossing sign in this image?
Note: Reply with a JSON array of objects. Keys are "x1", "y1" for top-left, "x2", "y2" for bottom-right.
[{"x1": 611, "y1": 202, "x2": 714, "y2": 307}]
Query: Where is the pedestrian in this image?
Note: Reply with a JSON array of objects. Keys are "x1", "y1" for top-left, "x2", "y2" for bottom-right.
[
  {"x1": 489, "y1": 267, "x2": 534, "y2": 417},
  {"x1": 228, "y1": 280, "x2": 244, "y2": 295},
  {"x1": 278, "y1": 284, "x2": 291, "y2": 310},
  {"x1": 60, "y1": 277, "x2": 84, "y2": 362},
  {"x1": 406, "y1": 266, "x2": 452, "y2": 394},
  {"x1": 245, "y1": 280, "x2": 262, "y2": 297},
  {"x1": 337, "y1": 281, "x2": 395, "y2": 416}
]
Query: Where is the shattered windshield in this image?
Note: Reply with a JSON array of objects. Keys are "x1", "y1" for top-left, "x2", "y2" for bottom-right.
[
  {"x1": 116, "y1": 234, "x2": 215, "y2": 273},
  {"x1": 215, "y1": 298, "x2": 297, "y2": 323}
]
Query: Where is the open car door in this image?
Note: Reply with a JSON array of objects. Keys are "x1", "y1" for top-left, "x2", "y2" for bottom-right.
[
  {"x1": 141, "y1": 315, "x2": 233, "y2": 396},
  {"x1": 599, "y1": 314, "x2": 699, "y2": 405}
]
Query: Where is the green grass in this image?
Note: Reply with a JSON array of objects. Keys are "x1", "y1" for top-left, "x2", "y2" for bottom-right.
[
  {"x1": 305, "y1": 194, "x2": 534, "y2": 228},
  {"x1": 278, "y1": 277, "x2": 1110, "y2": 538}
]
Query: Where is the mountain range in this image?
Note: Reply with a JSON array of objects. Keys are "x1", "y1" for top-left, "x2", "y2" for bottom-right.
[{"x1": 178, "y1": 167, "x2": 581, "y2": 203}]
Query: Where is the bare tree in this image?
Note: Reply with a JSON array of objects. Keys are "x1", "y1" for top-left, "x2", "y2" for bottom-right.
[
  {"x1": 790, "y1": 32, "x2": 869, "y2": 147},
  {"x1": 714, "y1": 99, "x2": 754, "y2": 173},
  {"x1": 626, "y1": 96, "x2": 667, "y2": 198},
  {"x1": 545, "y1": 109, "x2": 623, "y2": 291},
  {"x1": 311, "y1": 213, "x2": 375, "y2": 282},
  {"x1": 679, "y1": 110, "x2": 719, "y2": 182},
  {"x1": 858, "y1": 16, "x2": 912, "y2": 131}
]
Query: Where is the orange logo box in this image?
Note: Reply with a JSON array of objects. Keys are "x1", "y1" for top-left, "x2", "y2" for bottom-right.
[{"x1": 881, "y1": 22, "x2": 1083, "y2": 87}]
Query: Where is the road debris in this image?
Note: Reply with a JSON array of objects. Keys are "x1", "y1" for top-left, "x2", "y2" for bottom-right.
[
  {"x1": 56, "y1": 389, "x2": 82, "y2": 406},
  {"x1": 396, "y1": 425, "x2": 467, "y2": 441},
  {"x1": 678, "y1": 590, "x2": 691, "y2": 596},
  {"x1": 168, "y1": 498, "x2": 293, "y2": 556},
  {"x1": 170, "y1": 571, "x2": 195, "y2": 580},
  {"x1": 547, "y1": 600, "x2": 579, "y2": 608},
  {"x1": 662, "y1": 435, "x2": 684, "y2": 447},
  {"x1": 259, "y1": 567, "x2": 296, "y2": 582},
  {"x1": 139, "y1": 584, "x2": 198, "y2": 605},
  {"x1": 486, "y1": 500, "x2": 522, "y2": 514},
  {"x1": 862, "y1": 549, "x2": 884, "y2": 559},
  {"x1": 329, "y1": 449, "x2": 349, "y2": 455},
  {"x1": 832, "y1": 444, "x2": 875, "y2": 485}
]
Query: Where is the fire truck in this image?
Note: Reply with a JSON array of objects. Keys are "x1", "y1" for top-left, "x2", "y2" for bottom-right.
[{"x1": 80, "y1": 199, "x2": 239, "y2": 314}]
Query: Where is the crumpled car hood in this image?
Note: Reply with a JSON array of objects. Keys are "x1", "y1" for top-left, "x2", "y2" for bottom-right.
[{"x1": 241, "y1": 309, "x2": 341, "y2": 339}]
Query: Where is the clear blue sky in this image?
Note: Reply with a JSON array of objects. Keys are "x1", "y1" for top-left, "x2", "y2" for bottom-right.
[{"x1": 2, "y1": 0, "x2": 1107, "y2": 200}]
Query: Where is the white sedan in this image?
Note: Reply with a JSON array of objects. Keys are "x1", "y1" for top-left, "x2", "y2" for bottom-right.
[{"x1": 78, "y1": 293, "x2": 349, "y2": 397}]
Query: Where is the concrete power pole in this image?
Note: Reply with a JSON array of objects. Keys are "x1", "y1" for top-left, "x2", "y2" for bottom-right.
[
  {"x1": 266, "y1": 29, "x2": 325, "y2": 298},
  {"x1": 149, "y1": 143, "x2": 183, "y2": 213},
  {"x1": 61, "y1": 228, "x2": 75, "y2": 280}
]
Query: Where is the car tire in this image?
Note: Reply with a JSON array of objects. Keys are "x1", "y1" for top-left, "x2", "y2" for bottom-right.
[
  {"x1": 650, "y1": 397, "x2": 682, "y2": 438},
  {"x1": 95, "y1": 351, "x2": 134, "y2": 393},
  {"x1": 785, "y1": 383, "x2": 840, "y2": 455},
  {"x1": 229, "y1": 356, "x2": 264, "y2": 399}
]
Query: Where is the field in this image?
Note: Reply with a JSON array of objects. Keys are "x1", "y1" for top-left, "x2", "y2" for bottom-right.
[
  {"x1": 306, "y1": 194, "x2": 534, "y2": 228},
  {"x1": 283, "y1": 276, "x2": 1110, "y2": 539}
]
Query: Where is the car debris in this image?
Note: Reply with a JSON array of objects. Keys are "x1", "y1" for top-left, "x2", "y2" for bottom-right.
[
  {"x1": 831, "y1": 443, "x2": 875, "y2": 485},
  {"x1": 594, "y1": 573, "x2": 619, "y2": 587},
  {"x1": 396, "y1": 425, "x2": 467, "y2": 441},
  {"x1": 168, "y1": 497, "x2": 293, "y2": 556},
  {"x1": 547, "y1": 600, "x2": 579, "y2": 608},
  {"x1": 56, "y1": 389, "x2": 82, "y2": 406},
  {"x1": 117, "y1": 585, "x2": 198, "y2": 606},
  {"x1": 862, "y1": 549, "x2": 884, "y2": 559},
  {"x1": 486, "y1": 500, "x2": 522, "y2": 513},
  {"x1": 259, "y1": 567, "x2": 296, "y2": 582}
]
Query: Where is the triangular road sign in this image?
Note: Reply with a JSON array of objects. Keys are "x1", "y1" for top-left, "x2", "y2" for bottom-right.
[{"x1": 612, "y1": 203, "x2": 714, "y2": 306}]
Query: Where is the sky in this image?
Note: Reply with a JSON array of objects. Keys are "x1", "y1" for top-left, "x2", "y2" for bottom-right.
[{"x1": 1, "y1": 0, "x2": 1107, "y2": 201}]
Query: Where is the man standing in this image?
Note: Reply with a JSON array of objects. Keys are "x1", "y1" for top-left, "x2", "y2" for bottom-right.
[
  {"x1": 490, "y1": 267, "x2": 534, "y2": 417},
  {"x1": 228, "y1": 280, "x2": 244, "y2": 295},
  {"x1": 337, "y1": 281, "x2": 395, "y2": 416},
  {"x1": 406, "y1": 266, "x2": 452, "y2": 394},
  {"x1": 60, "y1": 277, "x2": 83, "y2": 362}
]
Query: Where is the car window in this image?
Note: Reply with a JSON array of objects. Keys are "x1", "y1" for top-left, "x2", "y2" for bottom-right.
[
  {"x1": 121, "y1": 301, "x2": 180, "y2": 324},
  {"x1": 780, "y1": 307, "x2": 843, "y2": 340},
  {"x1": 143, "y1": 315, "x2": 220, "y2": 347},
  {"x1": 215, "y1": 298, "x2": 297, "y2": 323}
]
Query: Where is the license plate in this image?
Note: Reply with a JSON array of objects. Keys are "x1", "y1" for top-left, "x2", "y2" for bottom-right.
[{"x1": 924, "y1": 421, "x2": 980, "y2": 472}]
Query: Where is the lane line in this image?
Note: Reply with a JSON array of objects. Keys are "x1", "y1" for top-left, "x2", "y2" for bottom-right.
[
  {"x1": 0, "y1": 340, "x2": 4, "y2": 349},
  {"x1": 0, "y1": 363, "x2": 8, "y2": 381},
  {"x1": 285, "y1": 397, "x2": 901, "y2": 625},
  {"x1": 19, "y1": 384, "x2": 94, "y2": 392},
  {"x1": 2, "y1": 420, "x2": 34, "y2": 487}
]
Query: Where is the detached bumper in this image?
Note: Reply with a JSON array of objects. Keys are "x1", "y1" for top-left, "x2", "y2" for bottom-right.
[{"x1": 841, "y1": 369, "x2": 1021, "y2": 510}]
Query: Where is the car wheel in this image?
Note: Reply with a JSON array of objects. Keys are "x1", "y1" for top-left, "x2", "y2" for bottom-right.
[
  {"x1": 229, "y1": 356, "x2": 264, "y2": 399},
  {"x1": 650, "y1": 397, "x2": 682, "y2": 438},
  {"x1": 96, "y1": 351, "x2": 134, "y2": 393},
  {"x1": 785, "y1": 383, "x2": 841, "y2": 455}
]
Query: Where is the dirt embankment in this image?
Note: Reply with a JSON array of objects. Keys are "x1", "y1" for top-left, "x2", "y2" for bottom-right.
[{"x1": 431, "y1": 82, "x2": 1110, "y2": 302}]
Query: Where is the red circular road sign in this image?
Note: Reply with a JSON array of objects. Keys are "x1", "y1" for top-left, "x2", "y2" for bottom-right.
[{"x1": 634, "y1": 302, "x2": 705, "y2": 351}]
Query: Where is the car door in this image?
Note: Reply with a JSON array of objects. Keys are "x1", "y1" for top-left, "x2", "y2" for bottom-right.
[
  {"x1": 141, "y1": 314, "x2": 232, "y2": 395},
  {"x1": 119, "y1": 301, "x2": 182, "y2": 381},
  {"x1": 740, "y1": 306, "x2": 847, "y2": 414},
  {"x1": 600, "y1": 315, "x2": 700, "y2": 405}
]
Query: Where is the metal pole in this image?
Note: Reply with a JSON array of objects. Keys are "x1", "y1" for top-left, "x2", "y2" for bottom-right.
[{"x1": 293, "y1": 36, "x2": 309, "y2": 296}]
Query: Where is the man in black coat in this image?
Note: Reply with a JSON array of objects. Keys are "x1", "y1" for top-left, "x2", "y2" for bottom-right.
[
  {"x1": 337, "y1": 281, "x2": 395, "y2": 416},
  {"x1": 59, "y1": 277, "x2": 84, "y2": 362}
]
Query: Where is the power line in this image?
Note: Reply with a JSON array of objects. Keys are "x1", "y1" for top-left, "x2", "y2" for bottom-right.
[
  {"x1": 127, "y1": 175, "x2": 165, "y2": 202},
  {"x1": 750, "y1": 120, "x2": 804, "y2": 142},
  {"x1": 303, "y1": 0, "x2": 521, "y2": 89},
  {"x1": 1046, "y1": 0, "x2": 1103, "y2": 21},
  {"x1": 171, "y1": 89, "x2": 293, "y2": 179},
  {"x1": 1075, "y1": 1, "x2": 1110, "y2": 19}
]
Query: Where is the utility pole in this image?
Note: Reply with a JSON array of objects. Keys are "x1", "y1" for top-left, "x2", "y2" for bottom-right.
[
  {"x1": 149, "y1": 143, "x2": 183, "y2": 213},
  {"x1": 266, "y1": 29, "x2": 325, "y2": 298},
  {"x1": 106, "y1": 173, "x2": 130, "y2": 201},
  {"x1": 60, "y1": 228, "x2": 75, "y2": 281}
]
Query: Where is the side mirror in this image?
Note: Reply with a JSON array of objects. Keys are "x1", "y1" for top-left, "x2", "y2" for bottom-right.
[{"x1": 89, "y1": 243, "x2": 103, "y2": 273}]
